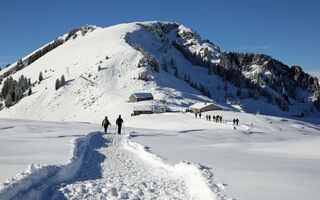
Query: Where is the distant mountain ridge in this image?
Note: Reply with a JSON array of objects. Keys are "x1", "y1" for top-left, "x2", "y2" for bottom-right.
[
  {"x1": 0, "y1": 21, "x2": 319, "y2": 121},
  {"x1": 126, "y1": 22, "x2": 320, "y2": 113}
]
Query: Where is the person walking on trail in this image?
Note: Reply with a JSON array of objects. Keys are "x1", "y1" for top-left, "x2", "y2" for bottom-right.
[
  {"x1": 236, "y1": 118, "x2": 239, "y2": 126},
  {"x1": 195, "y1": 113, "x2": 198, "y2": 118},
  {"x1": 102, "y1": 116, "x2": 111, "y2": 133},
  {"x1": 199, "y1": 113, "x2": 202, "y2": 119},
  {"x1": 219, "y1": 115, "x2": 222, "y2": 123},
  {"x1": 116, "y1": 115, "x2": 124, "y2": 134},
  {"x1": 233, "y1": 118, "x2": 236, "y2": 125}
]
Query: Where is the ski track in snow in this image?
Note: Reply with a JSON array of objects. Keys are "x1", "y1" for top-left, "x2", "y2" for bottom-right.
[{"x1": 0, "y1": 132, "x2": 226, "y2": 200}]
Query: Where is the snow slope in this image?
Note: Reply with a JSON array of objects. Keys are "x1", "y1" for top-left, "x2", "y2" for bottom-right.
[{"x1": 0, "y1": 22, "x2": 211, "y2": 123}]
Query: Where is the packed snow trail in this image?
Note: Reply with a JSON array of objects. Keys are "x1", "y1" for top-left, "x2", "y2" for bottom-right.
[
  {"x1": 0, "y1": 132, "x2": 226, "y2": 200},
  {"x1": 61, "y1": 133, "x2": 226, "y2": 199}
]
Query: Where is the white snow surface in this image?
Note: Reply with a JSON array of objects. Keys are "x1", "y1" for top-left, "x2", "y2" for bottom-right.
[
  {"x1": 0, "y1": 119, "x2": 226, "y2": 200},
  {"x1": 1, "y1": 111, "x2": 320, "y2": 199},
  {"x1": 0, "y1": 21, "x2": 320, "y2": 200}
]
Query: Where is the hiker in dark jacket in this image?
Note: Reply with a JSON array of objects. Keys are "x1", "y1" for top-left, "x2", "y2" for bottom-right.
[
  {"x1": 236, "y1": 118, "x2": 239, "y2": 126},
  {"x1": 116, "y1": 115, "x2": 124, "y2": 134},
  {"x1": 102, "y1": 116, "x2": 111, "y2": 133}
]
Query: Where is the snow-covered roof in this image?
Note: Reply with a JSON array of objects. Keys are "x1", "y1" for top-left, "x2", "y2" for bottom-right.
[
  {"x1": 132, "y1": 93, "x2": 153, "y2": 99},
  {"x1": 189, "y1": 102, "x2": 214, "y2": 109}
]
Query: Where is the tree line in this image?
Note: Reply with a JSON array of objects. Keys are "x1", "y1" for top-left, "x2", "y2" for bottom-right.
[{"x1": 1, "y1": 75, "x2": 32, "y2": 107}]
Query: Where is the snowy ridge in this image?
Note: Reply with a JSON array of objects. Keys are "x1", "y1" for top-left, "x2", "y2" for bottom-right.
[
  {"x1": 123, "y1": 134, "x2": 227, "y2": 200},
  {"x1": 1, "y1": 24, "x2": 99, "y2": 78},
  {"x1": 0, "y1": 131, "x2": 99, "y2": 200}
]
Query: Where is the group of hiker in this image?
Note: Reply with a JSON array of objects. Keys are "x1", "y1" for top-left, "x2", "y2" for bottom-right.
[
  {"x1": 195, "y1": 112, "x2": 242, "y2": 126},
  {"x1": 195, "y1": 112, "x2": 224, "y2": 123},
  {"x1": 205, "y1": 114, "x2": 223, "y2": 123},
  {"x1": 102, "y1": 115, "x2": 124, "y2": 134}
]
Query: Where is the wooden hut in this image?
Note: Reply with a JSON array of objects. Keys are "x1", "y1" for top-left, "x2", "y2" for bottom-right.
[
  {"x1": 129, "y1": 93, "x2": 154, "y2": 102},
  {"x1": 189, "y1": 102, "x2": 222, "y2": 113}
]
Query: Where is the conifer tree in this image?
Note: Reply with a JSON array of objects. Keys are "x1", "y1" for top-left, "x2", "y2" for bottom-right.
[
  {"x1": 161, "y1": 62, "x2": 168, "y2": 72},
  {"x1": 236, "y1": 87, "x2": 242, "y2": 97},
  {"x1": 60, "y1": 75, "x2": 66, "y2": 85},
  {"x1": 55, "y1": 79, "x2": 61, "y2": 90},
  {"x1": 39, "y1": 71, "x2": 43, "y2": 82},
  {"x1": 208, "y1": 67, "x2": 212, "y2": 76},
  {"x1": 224, "y1": 83, "x2": 228, "y2": 91},
  {"x1": 14, "y1": 87, "x2": 22, "y2": 101},
  {"x1": 1, "y1": 79, "x2": 9, "y2": 98},
  {"x1": 5, "y1": 94, "x2": 12, "y2": 107},
  {"x1": 174, "y1": 68, "x2": 179, "y2": 78}
]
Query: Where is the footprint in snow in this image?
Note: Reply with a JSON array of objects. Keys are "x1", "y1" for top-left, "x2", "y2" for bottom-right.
[
  {"x1": 111, "y1": 187, "x2": 118, "y2": 196},
  {"x1": 138, "y1": 188, "x2": 144, "y2": 196},
  {"x1": 120, "y1": 192, "x2": 129, "y2": 199},
  {"x1": 141, "y1": 181, "x2": 148, "y2": 188}
]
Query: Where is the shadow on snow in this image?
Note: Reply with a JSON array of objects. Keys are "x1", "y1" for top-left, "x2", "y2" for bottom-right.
[{"x1": 10, "y1": 132, "x2": 109, "y2": 200}]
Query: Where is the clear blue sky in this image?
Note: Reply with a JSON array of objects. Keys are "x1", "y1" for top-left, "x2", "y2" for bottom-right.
[{"x1": 0, "y1": 0, "x2": 319, "y2": 77}]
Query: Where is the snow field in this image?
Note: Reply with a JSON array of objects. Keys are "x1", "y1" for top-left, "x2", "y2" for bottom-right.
[
  {"x1": 0, "y1": 131, "x2": 100, "y2": 200},
  {"x1": 0, "y1": 118, "x2": 99, "y2": 182},
  {"x1": 0, "y1": 125, "x2": 226, "y2": 200},
  {"x1": 123, "y1": 135, "x2": 226, "y2": 200},
  {"x1": 128, "y1": 112, "x2": 320, "y2": 200},
  {"x1": 0, "y1": 110, "x2": 320, "y2": 200}
]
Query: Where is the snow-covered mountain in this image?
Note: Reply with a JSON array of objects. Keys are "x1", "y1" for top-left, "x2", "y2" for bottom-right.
[
  {"x1": 0, "y1": 21, "x2": 319, "y2": 122},
  {"x1": 1, "y1": 22, "x2": 320, "y2": 199}
]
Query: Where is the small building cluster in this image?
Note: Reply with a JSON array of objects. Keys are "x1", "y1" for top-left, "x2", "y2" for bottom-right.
[
  {"x1": 128, "y1": 93, "x2": 223, "y2": 116},
  {"x1": 132, "y1": 105, "x2": 169, "y2": 116},
  {"x1": 129, "y1": 92, "x2": 170, "y2": 116}
]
